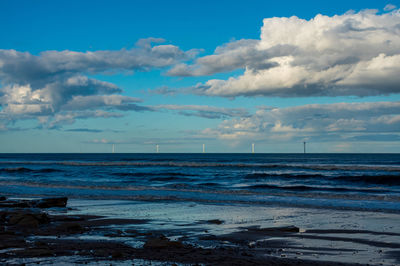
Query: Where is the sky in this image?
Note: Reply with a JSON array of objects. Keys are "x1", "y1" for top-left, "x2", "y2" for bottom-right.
[{"x1": 0, "y1": 0, "x2": 400, "y2": 153}]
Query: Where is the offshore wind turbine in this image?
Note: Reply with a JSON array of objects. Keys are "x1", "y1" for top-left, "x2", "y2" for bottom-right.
[
  {"x1": 112, "y1": 144, "x2": 115, "y2": 153},
  {"x1": 252, "y1": 143, "x2": 255, "y2": 154},
  {"x1": 202, "y1": 144, "x2": 205, "y2": 153},
  {"x1": 156, "y1": 144, "x2": 159, "y2": 153},
  {"x1": 303, "y1": 141, "x2": 306, "y2": 154}
]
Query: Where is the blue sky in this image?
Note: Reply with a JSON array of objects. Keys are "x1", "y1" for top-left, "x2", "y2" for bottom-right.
[{"x1": 0, "y1": 0, "x2": 400, "y2": 153}]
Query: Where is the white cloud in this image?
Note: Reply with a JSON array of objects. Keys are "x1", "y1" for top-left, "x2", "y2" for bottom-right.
[
  {"x1": 384, "y1": 4, "x2": 397, "y2": 11},
  {"x1": 175, "y1": 8, "x2": 400, "y2": 97},
  {"x1": 200, "y1": 101, "x2": 400, "y2": 143},
  {"x1": 0, "y1": 38, "x2": 196, "y2": 127}
]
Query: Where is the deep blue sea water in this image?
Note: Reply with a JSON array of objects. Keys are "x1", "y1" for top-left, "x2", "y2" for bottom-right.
[{"x1": 0, "y1": 153, "x2": 399, "y2": 212}]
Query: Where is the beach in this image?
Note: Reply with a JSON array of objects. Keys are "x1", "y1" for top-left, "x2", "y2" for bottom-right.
[
  {"x1": 2, "y1": 2, "x2": 400, "y2": 264},
  {"x1": 0, "y1": 153, "x2": 399, "y2": 265},
  {"x1": 1, "y1": 197, "x2": 400, "y2": 265}
]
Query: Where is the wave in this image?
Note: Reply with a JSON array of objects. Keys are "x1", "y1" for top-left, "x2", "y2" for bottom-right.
[
  {"x1": 0, "y1": 180, "x2": 394, "y2": 198},
  {"x1": 0, "y1": 167, "x2": 62, "y2": 173},
  {"x1": 248, "y1": 184, "x2": 390, "y2": 193},
  {"x1": 333, "y1": 175, "x2": 400, "y2": 185},
  {"x1": 197, "y1": 182, "x2": 220, "y2": 187},
  {"x1": 0, "y1": 180, "x2": 399, "y2": 213},
  {"x1": 148, "y1": 176, "x2": 192, "y2": 182},
  {"x1": 245, "y1": 172, "x2": 400, "y2": 185},
  {"x1": 113, "y1": 172, "x2": 195, "y2": 178},
  {"x1": 1, "y1": 160, "x2": 399, "y2": 172},
  {"x1": 245, "y1": 173, "x2": 326, "y2": 179}
]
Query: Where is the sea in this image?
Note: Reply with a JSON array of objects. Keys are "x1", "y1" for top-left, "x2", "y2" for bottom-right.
[{"x1": 0, "y1": 153, "x2": 399, "y2": 213}]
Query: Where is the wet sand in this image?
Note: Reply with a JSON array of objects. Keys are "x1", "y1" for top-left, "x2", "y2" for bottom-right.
[{"x1": 1, "y1": 197, "x2": 400, "y2": 265}]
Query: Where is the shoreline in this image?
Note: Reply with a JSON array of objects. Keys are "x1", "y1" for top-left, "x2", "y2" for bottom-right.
[
  {"x1": 1, "y1": 197, "x2": 400, "y2": 265},
  {"x1": 2, "y1": 183, "x2": 400, "y2": 215}
]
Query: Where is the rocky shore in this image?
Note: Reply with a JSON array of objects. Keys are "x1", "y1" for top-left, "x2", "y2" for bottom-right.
[{"x1": 0, "y1": 196, "x2": 366, "y2": 265}]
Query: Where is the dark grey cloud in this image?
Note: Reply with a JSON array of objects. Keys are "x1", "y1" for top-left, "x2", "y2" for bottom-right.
[
  {"x1": 148, "y1": 86, "x2": 179, "y2": 96},
  {"x1": 0, "y1": 38, "x2": 196, "y2": 86},
  {"x1": 64, "y1": 128, "x2": 123, "y2": 133},
  {"x1": 43, "y1": 110, "x2": 124, "y2": 129},
  {"x1": 64, "y1": 128, "x2": 104, "y2": 133},
  {"x1": 0, "y1": 38, "x2": 197, "y2": 127},
  {"x1": 167, "y1": 39, "x2": 285, "y2": 76},
  {"x1": 155, "y1": 104, "x2": 250, "y2": 119},
  {"x1": 61, "y1": 95, "x2": 148, "y2": 111}
]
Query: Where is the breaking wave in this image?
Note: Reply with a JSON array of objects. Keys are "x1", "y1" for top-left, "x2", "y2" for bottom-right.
[
  {"x1": 1, "y1": 160, "x2": 400, "y2": 172},
  {"x1": 245, "y1": 173, "x2": 400, "y2": 185}
]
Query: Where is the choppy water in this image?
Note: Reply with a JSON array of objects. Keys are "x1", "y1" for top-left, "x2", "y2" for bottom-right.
[{"x1": 0, "y1": 153, "x2": 399, "y2": 212}]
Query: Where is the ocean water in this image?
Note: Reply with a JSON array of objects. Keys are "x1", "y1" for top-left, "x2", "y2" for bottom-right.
[{"x1": 0, "y1": 153, "x2": 399, "y2": 212}]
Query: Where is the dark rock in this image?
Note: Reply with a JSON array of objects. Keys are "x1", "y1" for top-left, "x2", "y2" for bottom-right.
[
  {"x1": 199, "y1": 234, "x2": 217, "y2": 240},
  {"x1": 23, "y1": 248, "x2": 54, "y2": 257},
  {"x1": 8, "y1": 211, "x2": 49, "y2": 228},
  {"x1": 144, "y1": 236, "x2": 184, "y2": 249},
  {"x1": 111, "y1": 250, "x2": 124, "y2": 258},
  {"x1": 206, "y1": 219, "x2": 224, "y2": 225},
  {"x1": 57, "y1": 222, "x2": 84, "y2": 232},
  {"x1": 0, "y1": 197, "x2": 67, "y2": 209},
  {"x1": 252, "y1": 225, "x2": 300, "y2": 233},
  {"x1": 0, "y1": 201, "x2": 30, "y2": 208},
  {"x1": 34, "y1": 241, "x2": 49, "y2": 248},
  {"x1": 91, "y1": 248, "x2": 111, "y2": 257},
  {"x1": 14, "y1": 215, "x2": 39, "y2": 227},
  {"x1": 0, "y1": 233, "x2": 25, "y2": 249},
  {"x1": 33, "y1": 197, "x2": 68, "y2": 208},
  {"x1": 58, "y1": 216, "x2": 84, "y2": 222}
]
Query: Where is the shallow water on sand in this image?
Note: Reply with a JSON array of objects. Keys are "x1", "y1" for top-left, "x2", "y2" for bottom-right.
[{"x1": 66, "y1": 199, "x2": 400, "y2": 265}]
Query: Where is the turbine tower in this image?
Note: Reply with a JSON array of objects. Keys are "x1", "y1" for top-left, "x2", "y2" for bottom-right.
[
  {"x1": 156, "y1": 144, "x2": 159, "y2": 153},
  {"x1": 202, "y1": 144, "x2": 205, "y2": 153},
  {"x1": 252, "y1": 143, "x2": 255, "y2": 154},
  {"x1": 112, "y1": 144, "x2": 115, "y2": 154},
  {"x1": 303, "y1": 141, "x2": 306, "y2": 154}
]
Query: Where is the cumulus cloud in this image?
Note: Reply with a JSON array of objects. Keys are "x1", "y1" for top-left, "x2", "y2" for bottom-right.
[
  {"x1": 0, "y1": 38, "x2": 194, "y2": 86},
  {"x1": 384, "y1": 4, "x2": 397, "y2": 11},
  {"x1": 44, "y1": 110, "x2": 124, "y2": 129},
  {"x1": 167, "y1": 39, "x2": 283, "y2": 76},
  {"x1": 155, "y1": 104, "x2": 250, "y2": 119},
  {"x1": 201, "y1": 101, "x2": 400, "y2": 143},
  {"x1": 174, "y1": 8, "x2": 400, "y2": 97},
  {"x1": 0, "y1": 38, "x2": 196, "y2": 127},
  {"x1": 61, "y1": 95, "x2": 150, "y2": 111}
]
